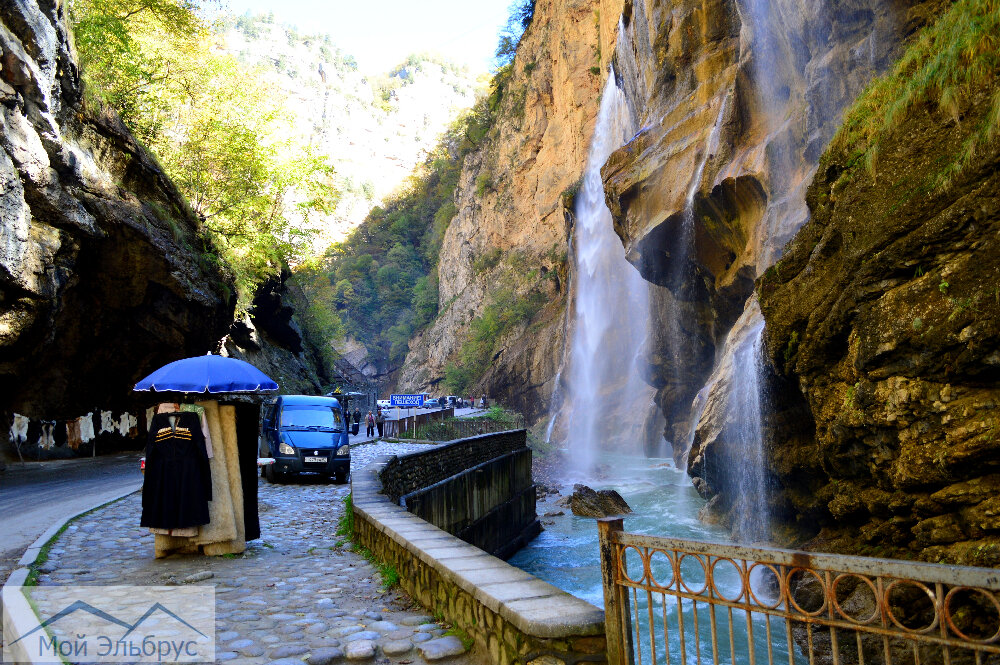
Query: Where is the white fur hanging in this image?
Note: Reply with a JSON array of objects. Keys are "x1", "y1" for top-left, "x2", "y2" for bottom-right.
[
  {"x1": 117, "y1": 412, "x2": 136, "y2": 436},
  {"x1": 38, "y1": 423, "x2": 55, "y2": 450},
  {"x1": 10, "y1": 414, "x2": 29, "y2": 444},
  {"x1": 79, "y1": 413, "x2": 95, "y2": 443},
  {"x1": 100, "y1": 411, "x2": 116, "y2": 434}
]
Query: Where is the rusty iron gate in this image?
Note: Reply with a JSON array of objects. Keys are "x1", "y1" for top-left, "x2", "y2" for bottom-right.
[{"x1": 597, "y1": 518, "x2": 1000, "y2": 665}]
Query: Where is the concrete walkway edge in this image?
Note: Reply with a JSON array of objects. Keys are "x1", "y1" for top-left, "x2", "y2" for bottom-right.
[{"x1": 2, "y1": 486, "x2": 141, "y2": 664}]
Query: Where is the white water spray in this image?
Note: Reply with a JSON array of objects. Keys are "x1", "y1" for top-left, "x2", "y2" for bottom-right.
[
  {"x1": 725, "y1": 308, "x2": 768, "y2": 542},
  {"x1": 562, "y1": 70, "x2": 654, "y2": 476}
]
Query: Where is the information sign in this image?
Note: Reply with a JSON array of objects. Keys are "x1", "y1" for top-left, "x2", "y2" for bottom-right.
[{"x1": 390, "y1": 394, "x2": 424, "y2": 408}]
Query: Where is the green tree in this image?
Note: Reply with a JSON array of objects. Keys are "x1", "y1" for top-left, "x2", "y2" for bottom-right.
[{"x1": 71, "y1": 0, "x2": 339, "y2": 311}]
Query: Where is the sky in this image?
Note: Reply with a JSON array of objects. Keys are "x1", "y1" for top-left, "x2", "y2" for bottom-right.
[{"x1": 221, "y1": 0, "x2": 514, "y2": 74}]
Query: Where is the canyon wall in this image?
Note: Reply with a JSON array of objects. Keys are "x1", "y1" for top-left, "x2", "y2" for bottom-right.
[
  {"x1": 603, "y1": 0, "x2": 939, "y2": 458},
  {"x1": 757, "y1": 70, "x2": 1000, "y2": 565},
  {"x1": 0, "y1": 0, "x2": 234, "y2": 420},
  {"x1": 0, "y1": 1, "x2": 336, "y2": 462},
  {"x1": 397, "y1": 0, "x2": 624, "y2": 423}
]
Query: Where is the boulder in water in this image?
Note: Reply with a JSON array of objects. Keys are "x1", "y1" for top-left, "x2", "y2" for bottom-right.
[{"x1": 569, "y1": 484, "x2": 633, "y2": 517}]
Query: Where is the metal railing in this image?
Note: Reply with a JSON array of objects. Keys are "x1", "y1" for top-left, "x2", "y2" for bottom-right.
[{"x1": 597, "y1": 518, "x2": 1000, "y2": 665}]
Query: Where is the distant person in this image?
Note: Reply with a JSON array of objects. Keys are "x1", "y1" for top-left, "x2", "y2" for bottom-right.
[
  {"x1": 366, "y1": 411, "x2": 375, "y2": 437},
  {"x1": 375, "y1": 408, "x2": 386, "y2": 438},
  {"x1": 352, "y1": 407, "x2": 361, "y2": 427},
  {"x1": 480, "y1": 394, "x2": 487, "y2": 409}
]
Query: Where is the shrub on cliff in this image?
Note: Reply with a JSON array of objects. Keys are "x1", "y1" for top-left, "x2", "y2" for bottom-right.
[{"x1": 832, "y1": 0, "x2": 1000, "y2": 187}]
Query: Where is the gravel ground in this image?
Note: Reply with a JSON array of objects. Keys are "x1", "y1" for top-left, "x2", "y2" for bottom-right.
[{"x1": 20, "y1": 439, "x2": 477, "y2": 665}]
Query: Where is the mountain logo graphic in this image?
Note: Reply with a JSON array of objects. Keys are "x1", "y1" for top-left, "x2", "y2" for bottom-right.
[{"x1": 11, "y1": 600, "x2": 208, "y2": 645}]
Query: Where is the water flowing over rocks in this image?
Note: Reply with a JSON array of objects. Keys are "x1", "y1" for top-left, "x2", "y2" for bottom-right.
[
  {"x1": 757, "y1": 70, "x2": 1000, "y2": 564},
  {"x1": 0, "y1": 0, "x2": 232, "y2": 419},
  {"x1": 604, "y1": 0, "x2": 940, "y2": 463},
  {"x1": 396, "y1": 0, "x2": 626, "y2": 422}
]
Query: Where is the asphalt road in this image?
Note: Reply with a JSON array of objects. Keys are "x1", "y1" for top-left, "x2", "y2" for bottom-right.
[{"x1": 0, "y1": 453, "x2": 143, "y2": 560}]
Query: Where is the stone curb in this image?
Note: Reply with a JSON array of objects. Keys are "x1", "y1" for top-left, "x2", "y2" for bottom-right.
[
  {"x1": 2, "y1": 485, "x2": 142, "y2": 664},
  {"x1": 352, "y1": 459, "x2": 605, "y2": 640}
]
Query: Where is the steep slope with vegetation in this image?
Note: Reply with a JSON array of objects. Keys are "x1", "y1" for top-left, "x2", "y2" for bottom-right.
[
  {"x1": 758, "y1": 0, "x2": 1000, "y2": 564},
  {"x1": 219, "y1": 14, "x2": 481, "y2": 251},
  {"x1": 292, "y1": 124, "x2": 467, "y2": 382},
  {"x1": 294, "y1": 0, "x2": 623, "y2": 404},
  {"x1": 71, "y1": 0, "x2": 338, "y2": 310},
  {"x1": 392, "y1": 0, "x2": 625, "y2": 419},
  {"x1": 0, "y1": 0, "x2": 233, "y2": 417}
]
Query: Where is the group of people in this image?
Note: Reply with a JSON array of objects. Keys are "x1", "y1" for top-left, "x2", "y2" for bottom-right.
[
  {"x1": 347, "y1": 406, "x2": 384, "y2": 438},
  {"x1": 345, "y1": 395, "x2": 491, "y2": 440}
]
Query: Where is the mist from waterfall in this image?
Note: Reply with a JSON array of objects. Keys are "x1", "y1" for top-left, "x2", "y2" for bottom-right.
[{"x1": 561, "y1": 70, "x2": 654, "y2": 476}]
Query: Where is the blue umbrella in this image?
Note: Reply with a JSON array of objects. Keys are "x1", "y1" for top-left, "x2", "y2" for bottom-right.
[{"x1": 134, "y1": 354, "x2": 278, "y2": 393}]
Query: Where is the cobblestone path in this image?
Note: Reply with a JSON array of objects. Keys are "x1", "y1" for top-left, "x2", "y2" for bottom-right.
[{"x1": 31, "y1": 441, "x2": 477, "y2": 665}]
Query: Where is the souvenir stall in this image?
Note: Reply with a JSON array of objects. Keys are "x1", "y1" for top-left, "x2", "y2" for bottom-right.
[{"x1": 133, "y1": 354, "x2": 278, "y2": 558}]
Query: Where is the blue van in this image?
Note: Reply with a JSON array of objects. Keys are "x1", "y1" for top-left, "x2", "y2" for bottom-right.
[{"x1": 259, "y1": 395, "x2": 351, "y2": 483}]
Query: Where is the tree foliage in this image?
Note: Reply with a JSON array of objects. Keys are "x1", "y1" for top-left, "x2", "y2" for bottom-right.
[
  {"x1": 294, "y1": 114, "x2": 475, "y2": 368},
  {"x1": 495, "y1": 0, "x2": 536, "y2": 67},
  {"x1": 71, "y1": 0, "x2": 338, "y2": 311}
]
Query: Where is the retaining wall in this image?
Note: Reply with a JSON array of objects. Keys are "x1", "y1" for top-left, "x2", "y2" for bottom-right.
[
  {"x1": 379, "y1": 431, "x2": 527, "y2": 501},
  {"x1": 379, "y1": 431, "x2": 538, "y2": 558},
  {"x1": 352, "y1": 461, "x2": 607, "y2": 665}
]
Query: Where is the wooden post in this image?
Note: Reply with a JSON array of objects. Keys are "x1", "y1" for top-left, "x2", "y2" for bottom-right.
[{"x1": 598, "y1": 517, "x2": 632, "y2": 665}]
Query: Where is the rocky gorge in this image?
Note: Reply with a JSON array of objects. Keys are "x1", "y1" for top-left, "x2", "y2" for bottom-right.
[
  {"x1": 395, "y1": 0, "x2": 1000, "y2": 565},
  {"x1": 396, "y1": 0, "x2": 627, "y2": 423},
  {"x1": 2, "y1": 0, "x2": 997, "y2": 570}
]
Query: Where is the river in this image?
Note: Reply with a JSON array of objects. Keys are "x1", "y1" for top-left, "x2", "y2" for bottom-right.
[{"x1": 510, "y1": 453, "x2": 797, "y2": 665}]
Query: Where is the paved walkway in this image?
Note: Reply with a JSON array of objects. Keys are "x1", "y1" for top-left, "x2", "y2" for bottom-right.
[{"x1": 26, "y1": 441, "x2": 478, "y2": 665}]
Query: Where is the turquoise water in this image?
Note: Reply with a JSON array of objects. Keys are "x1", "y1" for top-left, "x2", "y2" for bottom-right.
[{"x1": 511, "y1": 453, "x2": 798, "y2": 665}]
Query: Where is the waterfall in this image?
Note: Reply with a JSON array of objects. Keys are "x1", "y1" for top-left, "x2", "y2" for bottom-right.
[
  {"x1": 560, "y1": 69, "x2": 655, "y2": 476},
  {"x1": 664, "y1": 95, "x2": 731, "y2": 385},
  {"x1": 725, "y1": 309, "x2": 768, "y2": 543}
]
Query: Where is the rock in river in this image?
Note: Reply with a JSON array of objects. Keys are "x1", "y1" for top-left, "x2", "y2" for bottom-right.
[{"x1": 569, "y1": 484, "x2": 633, "y2": 517}]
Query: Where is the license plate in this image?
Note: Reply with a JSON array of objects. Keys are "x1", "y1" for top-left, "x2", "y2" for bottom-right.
[{"x1": 304, "y1": 456, "x2": 327, "y2": 463}]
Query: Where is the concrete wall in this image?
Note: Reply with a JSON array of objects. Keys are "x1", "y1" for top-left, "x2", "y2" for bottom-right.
[
  {"x1": 352, "y1": 462, "x2": 607, "y2": 665},
  {"x1": 379, "y1": 431, "x2": 538, "y2": 558},
  {"x1": 380, "y1": 431, "x2": 526, "y2": 500}
]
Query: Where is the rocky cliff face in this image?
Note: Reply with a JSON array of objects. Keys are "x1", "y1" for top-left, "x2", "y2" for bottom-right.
[
  {"x1": 224, "y1": 273, "x2": 329, "y2": 395},
  {"x1": 603, "y1": 0, "x2": 938, "y2": 458},
  {"x1": 757, "y1": 74, "x2": 1000, "y2": 565},
  {"x1": 397, "y1": 0, "x2": 624, "y2": 421},
  {"x1": 0, "y1": 0, "x2": 234, "y2": 419}
]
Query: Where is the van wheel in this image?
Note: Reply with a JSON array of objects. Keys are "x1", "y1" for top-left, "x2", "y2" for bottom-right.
[
  {"x1": 333, "y1": 470, "x2": 349, "y2": 484},
  {"x1": 264, "y1": 464, "x2": 284, "y2": 484}
]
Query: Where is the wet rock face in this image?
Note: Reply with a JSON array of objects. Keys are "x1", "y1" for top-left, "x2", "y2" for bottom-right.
[
  {"x1": 0, "y1": 1, "x2": 232, "y2": 418},
  {"x1": 757, "y1": 75, "x2": 1000, "y2": 564},
  {"x1": 603, "y1": 0, "x2": 931, "y2": 458}
]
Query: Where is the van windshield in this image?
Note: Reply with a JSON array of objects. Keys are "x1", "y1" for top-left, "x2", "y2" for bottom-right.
[{"x1": 280, "y1": 405, "x2": 343, "y2": 431}]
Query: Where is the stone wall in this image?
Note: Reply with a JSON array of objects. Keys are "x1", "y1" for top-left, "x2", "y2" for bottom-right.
[
  {"x1": 352, "y1": 462, "x2": 607, "y2": 665},
  {"x1": 379, "y1": 430, "x2": 538, "y2": 558},
  {"x1": 379, "y1": 431, "x2": 527, "y2": 502},
  {"x1": 403, "y1": 449, "x2": 538, "y2": 559}
]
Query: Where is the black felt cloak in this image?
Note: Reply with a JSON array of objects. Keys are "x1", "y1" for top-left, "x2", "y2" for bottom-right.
[{"x1": 140, "y1": 412, "x2": 213, "y2": 529}]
